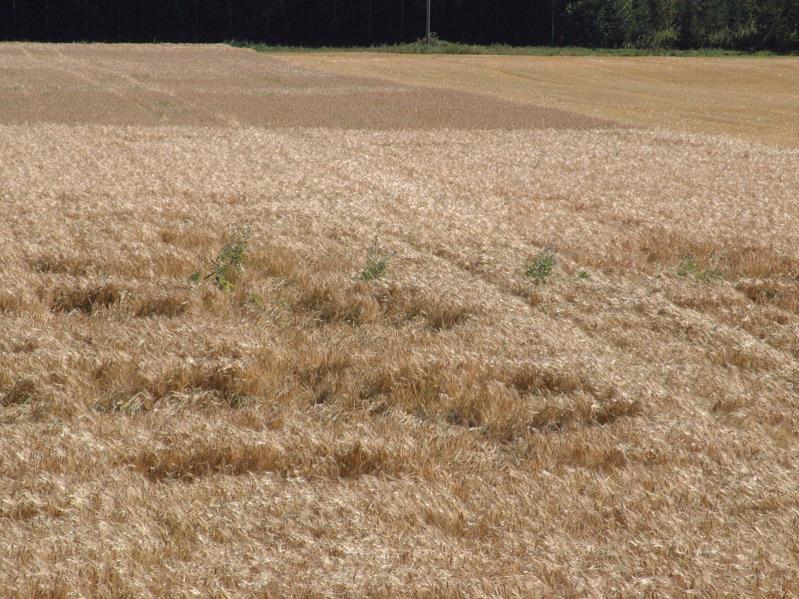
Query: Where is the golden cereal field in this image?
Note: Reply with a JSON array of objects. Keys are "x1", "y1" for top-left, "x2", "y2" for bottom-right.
[{"x1": 1, "y1": 43, "x2": 799, "y2": 598}]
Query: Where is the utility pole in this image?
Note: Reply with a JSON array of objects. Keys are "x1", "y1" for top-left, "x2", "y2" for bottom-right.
[
  {"x1": 368, "y1": 0, "x2": 373, "y2": 44},
  {"x1": 400, "y1": 0, "x2": 405, "y2": 42},
  {"x1": 194, "y1": 0, "x2": 199, "y2": 42},
  {"x1": 425, "y1": 0, "x2": 431, "y2": 43}
]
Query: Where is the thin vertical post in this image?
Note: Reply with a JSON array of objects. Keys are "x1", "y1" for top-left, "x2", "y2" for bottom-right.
[
  {"x1": 426, "y1": 0, "x2": 431, "y2": 43},
  {"x1": 194, "y1": 0, "x2": 199, "y2": 42},
  {"x1": 400, "y1": 0, "x2": 405, "y2": 42}
]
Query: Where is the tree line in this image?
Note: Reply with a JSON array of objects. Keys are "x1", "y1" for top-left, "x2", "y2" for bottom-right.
[{"x1": 1, "y1": 0, "x2": 797, "y2": 50}]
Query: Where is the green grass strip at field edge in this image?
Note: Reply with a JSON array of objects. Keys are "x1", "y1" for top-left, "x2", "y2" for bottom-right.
[{"x1": 229, "y1": 39, "x2": 791, "y2": 58}]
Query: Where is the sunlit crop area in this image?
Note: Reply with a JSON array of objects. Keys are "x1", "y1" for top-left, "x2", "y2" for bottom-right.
[{"x1": 1, "y1": 44, "x2": 798, "y2": 597}]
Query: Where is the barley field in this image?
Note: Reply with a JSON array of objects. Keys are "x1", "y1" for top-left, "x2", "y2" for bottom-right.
[{"x1": 1, "y1": 44, "x2": 799, "y2": 598}]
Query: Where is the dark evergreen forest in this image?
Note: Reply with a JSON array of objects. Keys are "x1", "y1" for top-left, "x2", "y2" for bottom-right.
[{"x1": 1, "y1": 0, "x2": 797, "y2": 50}]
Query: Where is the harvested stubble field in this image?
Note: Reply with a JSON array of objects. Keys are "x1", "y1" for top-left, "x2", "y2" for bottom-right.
[{"x1": 1, "y1": 43, "x2": 799, "y2": 598}]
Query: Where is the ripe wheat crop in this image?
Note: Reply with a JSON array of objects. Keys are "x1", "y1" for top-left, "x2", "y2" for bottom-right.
[{"x1": 1, "y1": 43, "x2": 798, "y2": 598}]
